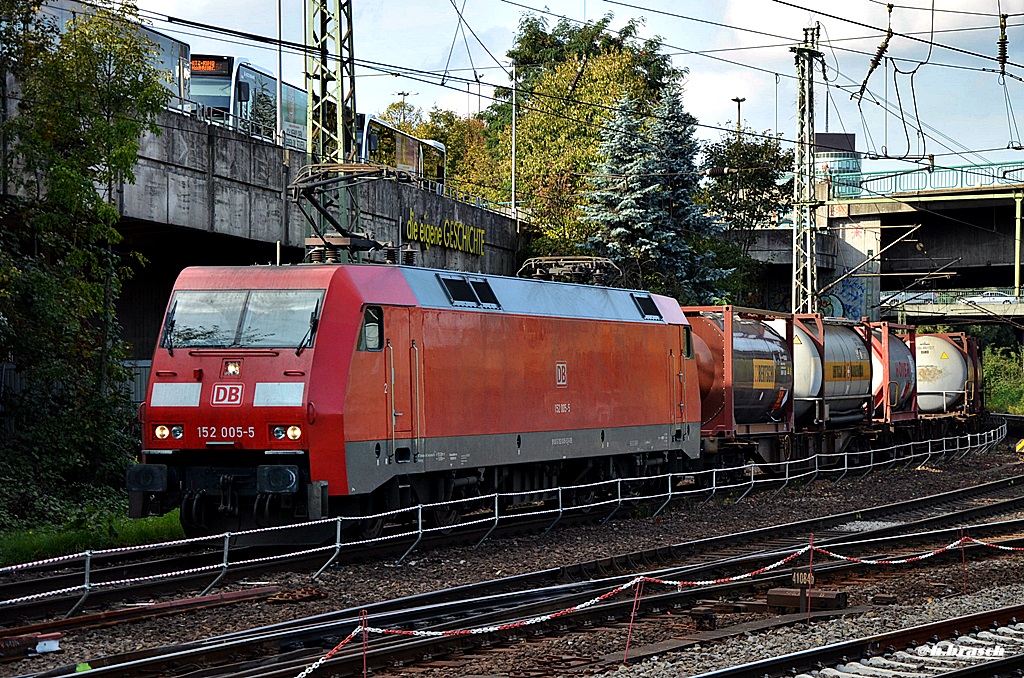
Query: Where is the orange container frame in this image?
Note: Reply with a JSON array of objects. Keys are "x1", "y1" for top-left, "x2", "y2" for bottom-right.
[
  {"x1": 860, "y1": 320, "x2": 918, "y2": 424},
  {"x1": 683, "y1": 306, "x2": 795, "y2": 439}
]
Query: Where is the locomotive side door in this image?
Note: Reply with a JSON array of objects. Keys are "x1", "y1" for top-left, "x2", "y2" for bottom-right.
[
  {"x1": 669, "y1": 327, "x2": 685, "y2": 445},
  {"x1": 385, "y1": 307, "x2": 416, "y2": 462},
  {"x1": 673, "y1": 325, "x2": 694, "y2": 448}
]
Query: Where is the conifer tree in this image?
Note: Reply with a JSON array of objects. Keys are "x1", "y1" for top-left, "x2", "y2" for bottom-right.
[
  {"x1": 583, "y1": 90, "x2": 727, "y2": 301},
  {"x1": 581, "y1": 96, "x2": 662, "y2": 289},
  {"x1": 648, "y1": 86, "x2": 728, "y2": 303}
]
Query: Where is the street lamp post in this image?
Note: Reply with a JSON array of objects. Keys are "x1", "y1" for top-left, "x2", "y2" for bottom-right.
[
  {"x1": 731, "y1": 96, "x2": 745, "y2": 138},
  {"x1": 393, "y1": 91, "x2": 417, "y2": 126}
]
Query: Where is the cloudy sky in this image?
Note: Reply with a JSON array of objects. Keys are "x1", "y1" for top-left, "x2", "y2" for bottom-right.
[{"x1": 135, "y1": 0, "x2": 1024, "y2": 173}]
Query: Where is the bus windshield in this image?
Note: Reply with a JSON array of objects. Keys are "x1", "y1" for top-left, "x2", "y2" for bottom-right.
[
  {"x1": 163, "y1": 289, "x2": 325, "y2": 349},
  {"x1": 191, "y1": 74, "x2": 231, "y2": 110}
]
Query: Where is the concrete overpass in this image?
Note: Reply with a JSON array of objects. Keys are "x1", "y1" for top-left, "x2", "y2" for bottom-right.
[
  {"x1": 744, "y1": 161, "x2": 1024, "y2": 321},
  {"x1": 113, "y1": 108, "x2": 519, "y2": 358}
]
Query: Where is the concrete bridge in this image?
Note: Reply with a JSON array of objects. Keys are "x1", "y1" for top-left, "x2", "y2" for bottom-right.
[
  {"x1": 114, "y1": 108, "x2": 519, "y2": 359},
  {"x1": 743, "y1": 161, "x2": 1024, "y2": 322}
]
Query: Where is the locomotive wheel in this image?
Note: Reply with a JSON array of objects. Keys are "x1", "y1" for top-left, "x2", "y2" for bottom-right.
[
  {"x1": 350, "y1": 516, "x2": 384, "y2": 541},
  {"x1": 569, "y1": 487, "x2": 599, "y2": 512},
  {"x1": 179, "y1": 494, "x2": 242, "y2": 538},
  {"x1": 621, "y1": 477, "x2": 647, "y2": 505},
  {"x1": 426, "y1": 506, "x2": 462, "y2": 530}
]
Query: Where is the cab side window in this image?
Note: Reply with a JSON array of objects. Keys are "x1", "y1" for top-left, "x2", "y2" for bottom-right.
[{"x1": 358, "y1": 306, "x2": 383, "y2": 351}]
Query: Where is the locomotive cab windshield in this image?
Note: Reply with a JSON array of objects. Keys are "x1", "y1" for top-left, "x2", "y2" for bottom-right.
[{"x1": 161, "y1": 289, "x2": 324, "y2": 349}]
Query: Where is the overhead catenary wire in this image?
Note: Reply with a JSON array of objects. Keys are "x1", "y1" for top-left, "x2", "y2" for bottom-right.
[
  {"x1": 50, "y1": 0, "x2": 1019, "y2": 177},
  {"x1": 770, "y1": 0, "x2": 1024, "y2": 69},
  {"x1": 864, "y1": 0, "x2": 1005, "y2": 18},
  {"x1": 21, "y1": 0, "x2": 1024, "y2": 275},
  {"x1": 446, "y1": 0, "x2": 510, "y2": 78},
  {"x1": 569, "y1": 0, "x2": 1015, "y2": 166},
  {"x1": 114, "y1": 0, "x2": 1024, "y2": 86},
  {"x1": 121, "y1": 0, "x2": 1011, "y2": 169},
  {"x1": 8, "y1": 82, "x2": 1023, "y2": 268},
  {"x1": 440, "y1": 0, "x2": 466, "y2": 86},
  {"x1": 540, "y1": 0, "x2": 1004, "y2": 166},
  {"x1": 599, "y1": 0, "x2": 1024, "y2": 77}
]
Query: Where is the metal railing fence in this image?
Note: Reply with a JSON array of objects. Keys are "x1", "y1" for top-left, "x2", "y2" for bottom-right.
[
  {"x1": 0, "y1": 422, "x2": 1006, "y2": 614},
  {"x1": 831, "y1": 159, "x2": 1024, "y2": 197}
]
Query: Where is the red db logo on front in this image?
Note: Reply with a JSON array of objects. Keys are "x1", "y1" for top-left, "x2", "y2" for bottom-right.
[{"x1": 212, "y1": 383, "x2": 244, "y2": 406}]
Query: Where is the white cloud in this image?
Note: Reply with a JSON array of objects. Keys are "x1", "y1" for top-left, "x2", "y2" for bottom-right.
[{"x1": 136, "y1": 0, "x2": 1024, "y2": 166}]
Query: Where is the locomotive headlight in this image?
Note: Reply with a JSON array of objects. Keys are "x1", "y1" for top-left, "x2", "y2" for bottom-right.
[
  {"x1": 286, "y1": 425, "x2": 302, "y2": 440},
  {"x1": 170, "y1": 425, "x2": 184, "y2": 440},
  {"x1": 154, "y1": 425, "x2": 170, "y2": 440},
  {"x1": 224, "y1": 361, "x2": 241, "y2": 377}
]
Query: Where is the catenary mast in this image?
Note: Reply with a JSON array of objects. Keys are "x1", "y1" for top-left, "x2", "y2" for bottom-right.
[
  {"x1": 306, "y1": 0, "x2": 357, "y2": 164},
  {"x1": 791, "y1": 26, "x2": 822, "y2": 314},
  {"x1": 302, "y1": 0, "x2": 361, "y2": 254}
]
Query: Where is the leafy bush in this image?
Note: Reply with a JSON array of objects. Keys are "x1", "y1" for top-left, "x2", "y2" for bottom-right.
[
  {"x1": 0, "y1": 1, "x2": 166, "y2": 531},
  {"x1": 983, "y1": 346, "x2": 1024, "y2": 414}
]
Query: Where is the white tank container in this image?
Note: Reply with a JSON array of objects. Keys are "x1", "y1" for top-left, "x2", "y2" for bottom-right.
[
  {"x1": 914, "y1": 334, "x2": 969, "y2": 413},
  {"x1": 819, "y1": 324, "x2": 872, "y2": 422},
  {"x1": 771, "y1": 320, "x2": 871, "y2": 423}
]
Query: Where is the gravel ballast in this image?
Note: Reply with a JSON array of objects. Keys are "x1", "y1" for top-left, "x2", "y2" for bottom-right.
[{"x1": 5, "y1": 449, "x2": 1023, "y2": 677}]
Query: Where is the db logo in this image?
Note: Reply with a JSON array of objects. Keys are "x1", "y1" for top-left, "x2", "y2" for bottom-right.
[
  {"x1": 212, "y1": 383, "x2": 244, "y2": 406},
  {"x1": 555, "y1": 361, "x2": 568, "y2": 388}
]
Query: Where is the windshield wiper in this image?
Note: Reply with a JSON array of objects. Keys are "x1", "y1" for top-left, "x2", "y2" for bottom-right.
[
  {"x1": 162, "y1": 301, "x2": 178, "y2": 356},
  {"x1": 296, "y1": 298, "x2": 321, "y2": 356}
]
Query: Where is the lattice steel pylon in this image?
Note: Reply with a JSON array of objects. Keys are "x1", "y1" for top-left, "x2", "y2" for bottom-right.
[
  {"x1": 306, "y1": 0, "x2": 357, "y2": 163},
  {"x1": 791, "y1": 26, "x2": 823, "y2": 314}
]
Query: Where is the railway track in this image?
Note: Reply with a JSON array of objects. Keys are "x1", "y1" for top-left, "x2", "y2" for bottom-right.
[
  {"x1": 13, "y1": 478, "x2": 1024, "y2": 677},
  {"x1": 2, "y1": 469, "x2": 1023, "y2": 625},
  {"x1": 19, "y1": 529, "x2": 1024, "y2": 676},
  {"x1": 692, "y1": 605, "x2": 1024, "y2": 678}
]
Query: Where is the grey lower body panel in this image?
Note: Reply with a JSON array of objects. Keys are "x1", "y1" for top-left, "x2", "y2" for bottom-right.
[{"x1": 340, "y1": 422, "x2": 701, "y2": 495}]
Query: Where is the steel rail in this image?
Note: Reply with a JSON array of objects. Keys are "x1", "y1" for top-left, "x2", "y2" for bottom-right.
[
  {"x1": 4, "y1": 459, "x2": 1020, "y2": 624},
  {"x1": 689, "y1": 604, "x2": 1024, "y2": 678},
  {"x1": 27, "y1": 497, "x2": 1024, "y2": 677},
  {"x1": 46, "y1": 530, "x2": 1024, "y2": 677}
]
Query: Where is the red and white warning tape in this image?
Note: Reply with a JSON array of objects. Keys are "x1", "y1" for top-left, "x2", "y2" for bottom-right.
[{"x1": 293, "y1": 534, "x2": 1023, "y2": 677}]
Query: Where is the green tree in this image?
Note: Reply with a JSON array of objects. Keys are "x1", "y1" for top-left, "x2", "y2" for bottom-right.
[
  {"x1": 0, "y1": 0, "x2": 170, "y2": 528},
  {"x1": 496, "y1": 50, "x2": 671, "y2": 256},
  {"x1": 982, "y1": 345, "x2": 1024, "y2": 413},
  {"x1": 697, "y1": 128, "x2": 793, "y2": 304},
  {"x1": 483, "y1": 12, "x2": 677, "y2": 140},
  {"x1": 582, "y1": 88, "x2": 726, "y2": 300},
  {"x1": 647, "y1": 86, "x2": 728, "y2": 303},
  {"x1": 379, "y1": 100, "x2": 423, "y2": 134},
  {"x1": 581, "y1": 96, "x2": 661, "y2": 289}
]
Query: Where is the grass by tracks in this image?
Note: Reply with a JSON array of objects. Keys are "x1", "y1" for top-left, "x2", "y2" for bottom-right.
[{"x1": 0, "y1": 509, "x2": 183, "y2": 567}]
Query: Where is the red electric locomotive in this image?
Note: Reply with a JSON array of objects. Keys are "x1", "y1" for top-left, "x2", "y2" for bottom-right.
[{"x1": 128, "y1": 264, "x2": 703, "y2": 535}]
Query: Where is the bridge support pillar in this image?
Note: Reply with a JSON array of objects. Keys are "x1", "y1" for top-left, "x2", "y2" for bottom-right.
[{"x1": 1015, "y1": 194, "x2": 1022, "y2": 297}]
